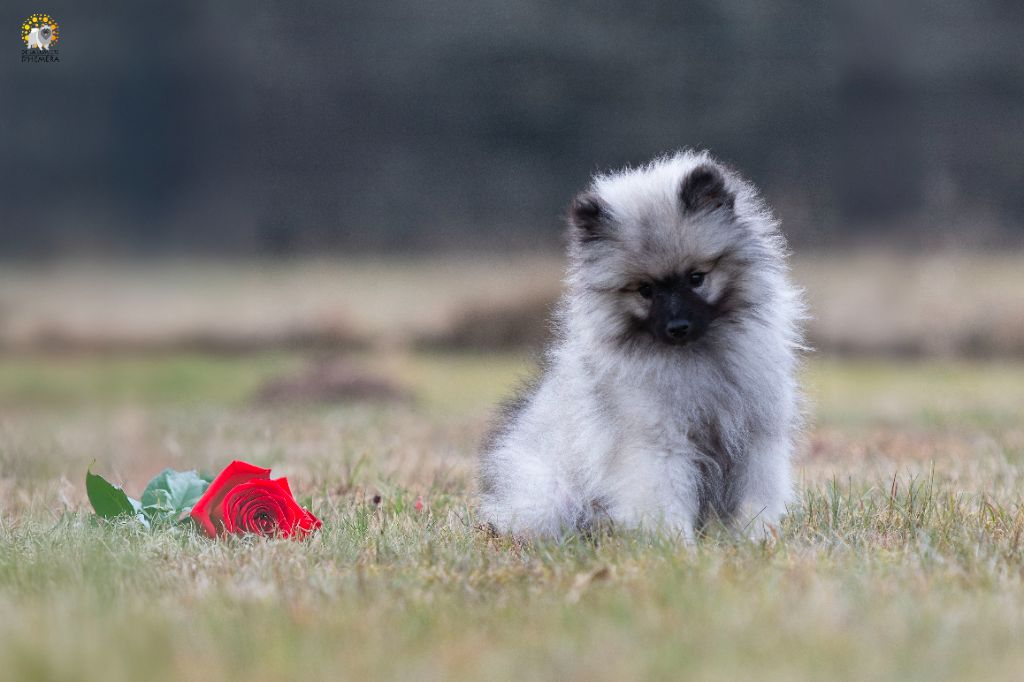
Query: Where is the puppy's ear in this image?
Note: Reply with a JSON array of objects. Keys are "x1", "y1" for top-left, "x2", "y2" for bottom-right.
[
  {"x1": 680, "y1": 164, "x2": 735, "y2": 214},
  {"x1": 569, "y1": 192, "x2": 609, "y2": 243}
]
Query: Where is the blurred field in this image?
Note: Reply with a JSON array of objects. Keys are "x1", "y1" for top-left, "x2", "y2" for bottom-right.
[
  {"x1": 4, "y1": 252, "x2": 1024, "y2": 357},
  {"x1": 2, "y1": 257, "x2": 1024, "y2": 680}
]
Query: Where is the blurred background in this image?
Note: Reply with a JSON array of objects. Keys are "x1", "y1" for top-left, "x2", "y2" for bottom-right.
[
  {"x1": 1, "y1": 1, "x2": 1023, "y2": 494},
  {"x1": 5, "y1": 1, "x2": 1024, "y2": 256}
]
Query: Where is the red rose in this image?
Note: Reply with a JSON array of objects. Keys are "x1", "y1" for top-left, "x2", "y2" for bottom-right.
[{"x1": 190, "y1": 460, "x2": 321, "y2": 538}]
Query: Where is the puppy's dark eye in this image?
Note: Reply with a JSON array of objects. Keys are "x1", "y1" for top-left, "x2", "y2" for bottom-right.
[
  {"x1": 687, "y1": 272, "x2": 706, "y2": 288},
  {"x1": 636, "y1": 283, "x2": 653, "y2": 300}
]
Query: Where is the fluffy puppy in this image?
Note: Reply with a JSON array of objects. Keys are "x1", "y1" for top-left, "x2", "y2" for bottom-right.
[
  {"x1": 479, "y1": 150, "x2": 804, "y2": 540},
  {"x1": 26, "y1": 25, "x2": 53, "y2": 50}
]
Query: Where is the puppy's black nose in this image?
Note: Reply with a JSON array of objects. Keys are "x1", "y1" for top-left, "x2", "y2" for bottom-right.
[{"x1": 665, "y1": 319, "x2": 691, "y2": 341}]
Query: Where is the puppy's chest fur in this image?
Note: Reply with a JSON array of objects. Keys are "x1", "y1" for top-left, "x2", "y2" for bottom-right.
[{"x1": 591, "y1": 367, "x2": 747, "y2": 529}]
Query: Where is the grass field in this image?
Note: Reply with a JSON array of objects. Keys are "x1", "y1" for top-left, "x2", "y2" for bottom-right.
[{"x1": 2, "y1": 350, "x2": 1024, "y2": 681}]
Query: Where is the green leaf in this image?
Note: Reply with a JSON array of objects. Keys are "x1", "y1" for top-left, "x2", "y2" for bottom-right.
[
  {"x1": 86, "y1": 469, "x2": 142, "y2": 520},
  {"x1": 141, "y1": 468, "x2": 209, "y2": 521}
]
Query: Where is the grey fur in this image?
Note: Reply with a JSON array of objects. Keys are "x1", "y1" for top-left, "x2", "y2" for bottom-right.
[{"x1": 478, "y1": 150, "x2": 805, "y2": 540}]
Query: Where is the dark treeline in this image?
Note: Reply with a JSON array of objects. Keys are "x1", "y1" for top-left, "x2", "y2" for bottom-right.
[{"x1": 3, "y1": 1, "x2": 1022, "y2": 256}]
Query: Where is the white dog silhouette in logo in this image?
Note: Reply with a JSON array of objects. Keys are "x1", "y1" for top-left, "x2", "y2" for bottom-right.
[{"x1": 26, "y1": 25, "x2": 53, "y2": 50}]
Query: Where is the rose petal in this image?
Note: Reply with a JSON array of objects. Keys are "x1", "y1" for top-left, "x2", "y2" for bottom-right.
[
  {"x1": 238, "y1": 497, "x2": 281, "y2": 535},
  {"x1": 222, "y1": 484, "x2": 271, "y2": 534},
  {"x1": 190, "y1": 461, "x2": 271, "y2": 537},
  {"x1": 221, "y1": 479, "x2": 305, "y2": 537},
  {"x1": 273, "y1": 477, "x2": 321, "y2": 535},
  {"x1": 299, "y1": 508, "x2": 321, "y2": 532},
  {"x1": 269, "y1": 479, "x2": 301, "y2": 533},
  {"x1": 223, "y1": 487, "x2": 270, "y2": 534}
]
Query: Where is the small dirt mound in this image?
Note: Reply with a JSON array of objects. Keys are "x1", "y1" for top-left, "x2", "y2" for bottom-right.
[
  {"x1": 253, "y1": 360, "x2": 411, "y2": 405},
  {"x1": 417, "y1": 295, "x2": 557, "y2": 351}
]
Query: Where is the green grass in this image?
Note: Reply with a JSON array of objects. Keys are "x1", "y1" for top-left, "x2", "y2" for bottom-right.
[
  {"x1": 0, "y1": 353, "x2": 301, "y2": 406},
  {"x1": 2, "y1": 352, "x2": 1024, "y2": 680}
]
